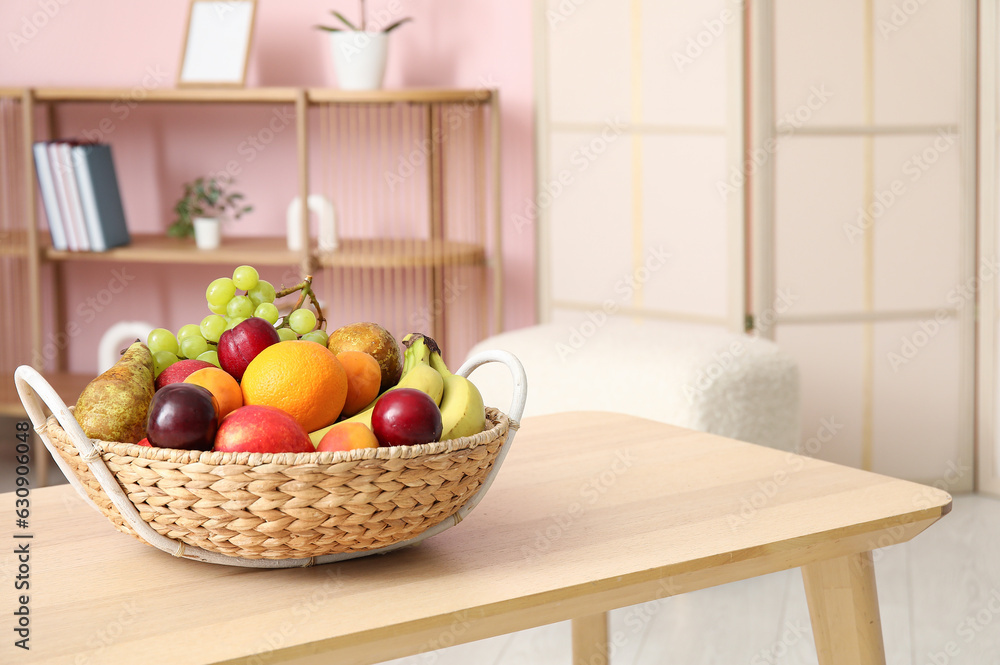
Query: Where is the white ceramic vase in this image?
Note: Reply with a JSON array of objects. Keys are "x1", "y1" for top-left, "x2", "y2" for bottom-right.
[
  {"x1": 286, "y1": 195, "x2": 338, "y2": 252},
  {"x1": 193, "y1": 217, "x2": 221, "y2": 250},
  {"x1": 329, "y1": 31, "x2": 389, "y2": 90}
]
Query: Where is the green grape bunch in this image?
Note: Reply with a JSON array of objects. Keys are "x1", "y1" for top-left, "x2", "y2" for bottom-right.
[{"x1": 147, "y1": 264, "x2": 328, "y2": 377}]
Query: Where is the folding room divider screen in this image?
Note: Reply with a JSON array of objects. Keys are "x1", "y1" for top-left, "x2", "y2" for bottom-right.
[
  {"x1": 534, "y1": 0, "x2": 745, "y2": 334},
  {"x1": 978, "y1": 1, "x2": 1000, "y2": 496},
  {"x1": 535, "y1": 0, "x2": 976, "y2": 490},
  {"x1": 751, "y1": 1, "x2": 976, "y2": 490}
]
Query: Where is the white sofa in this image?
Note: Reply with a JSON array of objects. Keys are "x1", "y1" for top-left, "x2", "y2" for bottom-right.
[{"x1": 465, "y1": 319, "x2": 800, "y2": 450}]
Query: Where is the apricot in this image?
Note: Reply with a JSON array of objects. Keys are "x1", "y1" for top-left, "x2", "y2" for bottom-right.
[
  {"x1": 184, "y1": 367, "x2": 243, "y2": 419},
  {"x1": 336, "y1": 351, "x2": 382, "y2": 417},
  {"x1": 316, "y1": 422, "x2": 379, "y2": 453}
]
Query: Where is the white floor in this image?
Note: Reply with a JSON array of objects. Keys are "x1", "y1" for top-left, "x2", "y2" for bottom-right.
[{"x1": 3, "y1": 416, "x2": 998, "y2": 665}]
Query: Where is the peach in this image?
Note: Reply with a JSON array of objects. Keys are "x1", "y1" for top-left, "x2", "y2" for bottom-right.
[
  {"x1": 185, "y1": 367, "x2": 243, "y2": 419},
  {"x1": 213, "y1": 405, "x2": 314, "y2": 453},
  {"x1": 316, "y1": 422, "x2": 379, "y2": 453},
  {"x1": 336, "y1": 351, "x2": 382, "y2": 417}
]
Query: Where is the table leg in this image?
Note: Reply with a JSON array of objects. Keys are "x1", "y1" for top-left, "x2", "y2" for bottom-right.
[
  {"x1": 572, "y1": 612, "x2": 609, "y2": 665},
  {"x1": 801, "y1": 550, "x2": 886, "y2": 665}
]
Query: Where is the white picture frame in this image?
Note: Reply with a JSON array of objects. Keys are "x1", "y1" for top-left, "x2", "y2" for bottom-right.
[{"x1": 178, "y1": 0, "x2": 257, "y2": 88}]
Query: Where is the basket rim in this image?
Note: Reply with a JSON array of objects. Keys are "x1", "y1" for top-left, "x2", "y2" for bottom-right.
[{"x1": 47, "y1": 406, "x2": 511, "y2": 466}]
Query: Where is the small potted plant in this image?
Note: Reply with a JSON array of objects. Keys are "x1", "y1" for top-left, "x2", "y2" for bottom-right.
[
  {"x1": 168, "y1": 177, "x2": 253, "y2": 250},
  {"x1": 315, "y1": 1, "x2": 411, "y2": 90}
]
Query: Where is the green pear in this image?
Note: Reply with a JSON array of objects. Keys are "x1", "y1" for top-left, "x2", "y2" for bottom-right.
[{"x1": 75, "y1": 341, "x2": 155, "y2": 443}]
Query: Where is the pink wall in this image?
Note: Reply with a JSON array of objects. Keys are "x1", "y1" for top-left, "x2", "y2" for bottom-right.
[{"x1": 1, "y1": 0, "x2": 535, "y2": 374}]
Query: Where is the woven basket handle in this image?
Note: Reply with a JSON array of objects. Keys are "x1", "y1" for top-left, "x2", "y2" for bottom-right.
[
  {"x1": 448, "y1": 349, "x2": 527, "y2": 514},
  {"x1": 456, "y1": 349, "x2": 527, "y2": 424},
  {"x1": 13, "y1": 365, "x2": 108, "y2": 512},
  {"x1": 13, "y1": 366, "x2": 183, "y2": 547}
]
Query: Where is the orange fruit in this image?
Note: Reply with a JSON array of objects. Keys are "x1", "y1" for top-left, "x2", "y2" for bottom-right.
[
  {"x1": 335, "y1": 351, "x2": 382, "y2": 417},
  {"x1": 240, "y1": 340, "x2": 348, "y2": 433},
  {"x1": 184, "y1": 367, "x2": 243, "y2": 419}
]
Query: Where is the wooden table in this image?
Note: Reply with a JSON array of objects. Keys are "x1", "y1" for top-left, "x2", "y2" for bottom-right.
[{"x1": 1, "y1": 412, "x2": 951, "y2": 665}]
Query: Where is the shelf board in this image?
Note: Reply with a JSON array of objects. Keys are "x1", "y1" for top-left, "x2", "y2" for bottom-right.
[
  {"x1": 42, "y1": 234, "x2": 486, "y2": 269},
  {"x1": 33, "y1": 88, "x2": 301, "y2": 104},
  {"x1": 306, "y1": 88, "x2": 494, "y2": 104},
  {"x1": 30, "y1": 87, "x2": 494, "y2": 105},
  {"x1": 316, "y1": 238, "x2": 486, "y2": 268},
  {"x1": 44, "y1": 234, "x2": 307, "y2": 267},
  {"x1": 0, "y1": 230, "x2": 30, "y2": 257},
  {"x1": 0, "y1": 371, "x2": 92, "y2": 417},
  {"x1": 0, "y1": 246, "x2": 29, "y2": 258}
]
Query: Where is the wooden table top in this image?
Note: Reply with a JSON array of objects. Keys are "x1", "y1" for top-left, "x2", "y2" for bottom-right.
[{"x1": 1, "y1": 412, "x2": 952, "y2": 665}]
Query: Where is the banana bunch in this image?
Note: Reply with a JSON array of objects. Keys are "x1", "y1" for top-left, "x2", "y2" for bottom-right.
[
  {"x1": 308, "y1": 332, "x2": 485, "y2": 445},
  {"x1": 418, "y1": 336, "x2": 486, "y2": 440}
]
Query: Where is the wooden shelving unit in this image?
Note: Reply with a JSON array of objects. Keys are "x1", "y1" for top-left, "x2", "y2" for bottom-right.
[{"x1": 0, "y1": 87, "x2": 502, "y2": 415}]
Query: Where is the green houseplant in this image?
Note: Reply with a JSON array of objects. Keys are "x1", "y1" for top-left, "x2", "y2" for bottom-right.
[
  {"x1": 315, "y1": 1, "x2": 411, "y2": 90},
  {"x1": 169, "y1": 177, "x2": 252, "y2": 250},
  {"x1": 314, "y1": 0, "x2": 412, "y2": 34}
]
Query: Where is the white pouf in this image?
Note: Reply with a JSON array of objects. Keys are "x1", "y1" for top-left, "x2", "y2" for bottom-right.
[{"x1": 465, "y1": 319, "x2": 800, "y2": 450}]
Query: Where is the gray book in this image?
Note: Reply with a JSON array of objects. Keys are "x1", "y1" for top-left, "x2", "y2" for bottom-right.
[{"x1": 71, "y1": 143, "x2": 130, "y2": 251}]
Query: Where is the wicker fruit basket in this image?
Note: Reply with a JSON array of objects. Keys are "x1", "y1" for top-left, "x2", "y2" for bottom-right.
[{"x1": 14, "y1": 350, "x2": 526, "y2": 568}]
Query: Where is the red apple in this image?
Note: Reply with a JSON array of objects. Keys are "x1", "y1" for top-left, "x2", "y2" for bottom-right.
[
  {"x1": 154, "y1": 359, "x2": 214, "y2": 390},
  {"x1": 213, "y1": 405, "x2": 314, "y2": 453},
  {"x1": 136, "y1": 438, "x2": 151, "y2": 447},
  {"x1": 146, "y1": 383, "x2": 219, "y2": 450},
  {"x1": 218, "y1": 317, "x2": 280, "y2": 382},
  {"x1": 371, "y1": 388, "x2": 442, "y2": 447}
]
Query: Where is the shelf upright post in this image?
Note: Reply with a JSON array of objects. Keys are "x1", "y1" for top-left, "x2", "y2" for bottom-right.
[
  {"x1": 296, "y1": 89, "x2": 312, "y2": 277},
  {"x1": 22, "y1": 89, "x2": 43, "y2": 371},
  {"x1": 490, "y1": 90, "x2": 503, "y2": 334},
  {"x1": 22, "y1": 88, "x2": 51, "y2": 487},
  {"x1": 474, "y1": 97, "x2": 489, "y2": 344},
  {"x1": 44, "y1": 98, "x2": 68, "y2": 372},
  {"x1": 427, "y1": 102, "x2": 446, "y2": 349}
]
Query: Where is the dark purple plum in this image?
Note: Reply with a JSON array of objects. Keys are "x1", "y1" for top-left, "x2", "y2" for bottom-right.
[
  {"x1": 146, "y1": 383, "x2": 219, "y2": 450},
  {"x1": 371, "y1": 388, "x2": 442, "y2": 448},
  {"x1": 217, "y1": 317, "x2": 280, "y2": 382}
]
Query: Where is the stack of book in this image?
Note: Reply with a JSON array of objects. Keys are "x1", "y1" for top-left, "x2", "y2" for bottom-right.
[{"x1": 33, "y1": 141, "x2": 130, "y2": 252}]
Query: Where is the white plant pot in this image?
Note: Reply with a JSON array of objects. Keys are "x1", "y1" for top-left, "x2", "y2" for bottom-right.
[
  {"x1": 329, "y1": 31, "x2": 389, "y2": 90},
  {"x1": 193, "y1": 217, "x2": 221, "y2": 250}
]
